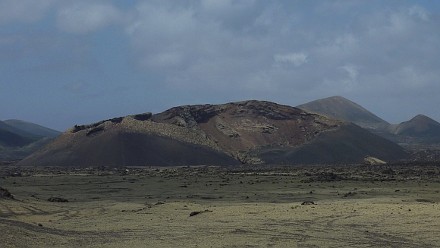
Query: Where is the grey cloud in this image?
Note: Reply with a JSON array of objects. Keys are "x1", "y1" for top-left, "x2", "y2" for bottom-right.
[
  {"x1": 2, "y1": 0, "x2": 440, "y2": 129},
  {"x1": 126, "y1": 1, "x2": 267, "y2": 92},
  {"x1": 63, "y1": 81, "x2": 90, "y2": 94},
  {"x1": 122, "y1": 1, "x2": 440, "y2": 107},
  {"x1": 5, "y1": 0, "x2": 437, "y2": 104},
  {"x1": 0, "y1": 0, "x2": 55, "y2": 23},
  {"x1": 56, "y1": 1, "x2": 123, "y2": 34},
  {"x1": 274, "y1": 53, "x2": 308, "y2": 67}
]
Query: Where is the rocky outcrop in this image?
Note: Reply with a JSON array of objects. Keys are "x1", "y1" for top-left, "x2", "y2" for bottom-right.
[{"x1": 0, "y1": 187, "x2": 14, "y2": 199}]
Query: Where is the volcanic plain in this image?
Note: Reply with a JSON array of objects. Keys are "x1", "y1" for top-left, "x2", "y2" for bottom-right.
[{"x1": 1, "y1": 164, "x2": 440, "y2": 247}]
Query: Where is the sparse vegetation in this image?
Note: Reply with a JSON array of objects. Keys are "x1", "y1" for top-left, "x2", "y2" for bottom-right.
[
  {"x1": 47, "y1": 197, "x2": 68, "y2": 202},
  {"x1": 189, "y1": 209, "x2": 212, "y2": 217},
  {"x1": 1, "y1": 164, "x2": 440, "y2": 247}
]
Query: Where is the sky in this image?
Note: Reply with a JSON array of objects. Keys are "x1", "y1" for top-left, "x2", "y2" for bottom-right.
[{"x1": 1, "y1": 0, "x2": 440, "y2": 131}]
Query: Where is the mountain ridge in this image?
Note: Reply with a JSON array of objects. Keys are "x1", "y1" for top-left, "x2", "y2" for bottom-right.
[
  {"x1": 0, "y1": 120, "x2": 60, "y2": 160},
  {"x1": 4, "y1": 119, "x2": 60, "y2": 138}
]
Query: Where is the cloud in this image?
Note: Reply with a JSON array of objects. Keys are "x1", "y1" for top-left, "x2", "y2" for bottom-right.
[
  {"x1": 0, "y1": 0, "x2": 55, "y2": 23},
  {"x1": 340, "y1": 65, "x2": 358, "y2": 81},
  {"x1": 63, "y1": 81, "x2": 90, "y2": 94},
  {"x1": 143, "y1": 51, "x2": 184, "y2": 68},
  {"x1": 201, "y1": 0, "x2": 256, "y2": 12},
  {"x1": 125, "y1": 1, "x2": 269, "y2": 93},
  {"x1": 408, "y1": 5, "x2": 429, "y2": 21},
  {"x1": 57, "y1": 2, "x2": 122, "y2": 34},
  {"x1": 339, "y1": 64, "x2": 359, "y2": 90},
  {"x1": 126, "y1": 1, "x2": 303, "y2": 97},
  {"x1": 200, "y1": 0, "x2": 258, "y2": 25},
  {"x1": 274, "y1": 53, "x2": 308, "y2": 67},
  {"x1": 126, "y1": 2, "x2": 199, "y2": 69},
  {"x1": 120, "y1": 1, "x2": 440, "y2": 106},
  {"x1": 2, "y1": 1, "x2": 440, "y2": 128},
  {"x1": 4, "y1": 1, "x2": 434, "y2": 101},
  {"x1": 367, "y1": 5, "x2": 431, "y2": 38},
  {"x1": 396, "y1": 66, "x2": 432, "y2": 89}
]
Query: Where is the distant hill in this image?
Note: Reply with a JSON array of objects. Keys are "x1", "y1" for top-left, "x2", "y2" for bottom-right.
[
  {"x1": 391, "y1": 115, "x2": 440, "y2": 137},
  {"x1": 0, "y1": 120, "x2": 36, "y2": 139},
  {"x1": 0, "y1": 126, "x2": 35, "y2": 147},
  {"x1": 389, "y1": 115, "x2": 440, "y2": 144},
  {"x1": 4, "y1": 119, "x2": 60, "y2": 138},
  {"x1": 297, "y1": 96, "x2": 389, "y2": 130},
  {"x1": 19, "y1": 100, "x2": 407, "y2": 167},
  {"x1": 0, "y1": 120, "x2": 60, "y2": 161},
  {"x1": 297, "y1": 96, "x2": 440, "y2": 151}
]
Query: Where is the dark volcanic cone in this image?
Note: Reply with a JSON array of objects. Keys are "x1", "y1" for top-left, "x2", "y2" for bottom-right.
[
  {"x1": 297, "y1": 96, "x2": 389, "y2": 130},
  {"x1": 391, "y1": 115, "x2": 440, "y2": 139},
  {"x1": 18, "y1": 101, "x2": 407, "y2": 167}
]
